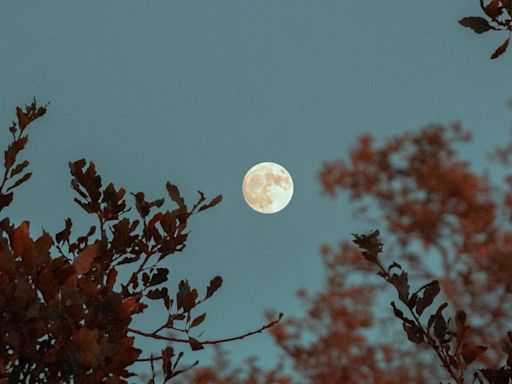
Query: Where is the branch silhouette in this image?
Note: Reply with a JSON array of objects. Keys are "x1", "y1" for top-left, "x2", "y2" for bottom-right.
[{"x1": 0, "y1": 100, "x2": 280, "y2": 384}]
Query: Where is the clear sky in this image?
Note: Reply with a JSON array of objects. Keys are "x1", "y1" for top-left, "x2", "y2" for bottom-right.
[{"x1": 1, "y1": 0, "x2": 512, "y2": 375}]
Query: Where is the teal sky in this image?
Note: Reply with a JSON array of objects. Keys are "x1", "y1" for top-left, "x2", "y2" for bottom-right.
[{"x1": 2, "y1": 0, "x2": 512, "y2": 375}]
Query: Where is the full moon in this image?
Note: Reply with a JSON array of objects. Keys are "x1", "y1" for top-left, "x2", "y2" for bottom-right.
[{"x1": 242, "y1": 162, "x2": 294, "y2": 214}]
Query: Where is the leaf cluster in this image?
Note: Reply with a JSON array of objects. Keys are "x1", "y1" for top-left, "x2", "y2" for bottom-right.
[
  {"x1": 459, "y1": 0, "x2": 512, "y2": 59},
  {"x1": 0, "y1": 101, "x2": 279, "y2": 384},
  {"x1": 353, "y1": 230, "x2": 512, "y2": 384}
]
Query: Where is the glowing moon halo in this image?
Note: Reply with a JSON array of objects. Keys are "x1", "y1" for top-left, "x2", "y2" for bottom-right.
[{"x1": 242, "y1": 162, "x2": 294, "y2": 214}]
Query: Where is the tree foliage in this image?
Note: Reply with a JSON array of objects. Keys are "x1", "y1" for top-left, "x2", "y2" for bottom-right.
[
  {"x1": 317, "y1": 120, "x2": 512, "y2": 382},
  {"x1": 0, "y1": 100, "x2": 280, "y2": 384},
  {"x1": 182, "y1": 110, "x2": 512, "y2": 383}
]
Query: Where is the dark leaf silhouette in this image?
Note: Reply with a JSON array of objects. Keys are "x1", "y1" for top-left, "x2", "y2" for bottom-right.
[
  {"x1": 415, "y1": 280, "x2": 440, "y2": 316},
  {"x1": 458, "y1": 17, "x2": 494, "y2": 34},
  {"x1": 205, "y1": 275, "x2": 223, "y2": 300},
  {"x1": 459, "y1": 1, "x2": 512, "y2": 59},
  {"x1": 197, "y1": 194, "x2": 223, "y2": 212},
  {"x1": 491, "y1": 36, "x2": 510, "y2": 59},
  {"x1": 403, "y1": 323, "x2": 425, "y2": 344},
  {"x1": 0, "y1": 101, "x2": 281, "y2": 384}
]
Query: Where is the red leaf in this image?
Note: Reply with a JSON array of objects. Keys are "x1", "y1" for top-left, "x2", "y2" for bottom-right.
[
  {"x1": 74, "y1": 241, "x2": 101, "y2": 275},
  {"x1": 72, "y1": 327, "x2": 101, "y2": 368},
  {"x1": 12, "y1": 221, "x2": 30, "y2": 256}
]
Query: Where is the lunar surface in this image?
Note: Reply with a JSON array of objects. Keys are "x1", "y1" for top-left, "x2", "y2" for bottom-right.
[{"x1": 242, "y1": 162, "x2": 294, "y2": 214}]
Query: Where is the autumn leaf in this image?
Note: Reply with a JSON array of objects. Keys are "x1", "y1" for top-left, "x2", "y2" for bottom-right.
[
  {"x1": 12, "y1": 220, "x2": 30, "y2": 256},
  {"x1": 74, "y1": 241, "x2": 101, "y2": 275},
  {"x1": 72, "y1": 327, "x2": 101, "y2": 368}
]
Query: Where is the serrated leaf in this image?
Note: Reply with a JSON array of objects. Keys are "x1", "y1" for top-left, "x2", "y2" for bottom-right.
[{"x1": 352, "y1": 230, "x2": 383, "y2": 262}]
